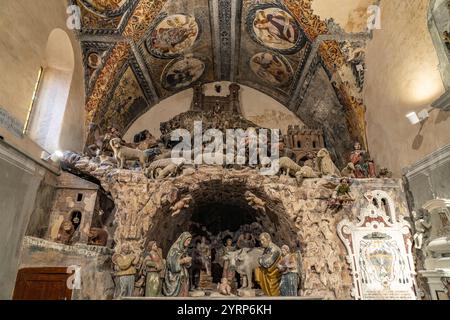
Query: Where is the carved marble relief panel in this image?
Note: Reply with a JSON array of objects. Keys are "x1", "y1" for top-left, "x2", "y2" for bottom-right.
[{"x1": 338, "y1": 190, "x2": 417, "y2": 300}]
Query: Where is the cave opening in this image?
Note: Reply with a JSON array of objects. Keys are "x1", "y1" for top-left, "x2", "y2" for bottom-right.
[{"x1": 145, "y1": 180, "x2": 301, "y2": 280}]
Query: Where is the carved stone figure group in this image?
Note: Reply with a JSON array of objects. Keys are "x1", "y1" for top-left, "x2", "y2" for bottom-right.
[
  {"x1": 112, "y1": 232, "x2": 302, "y2": 298},
  {"x1": 113, "y1": 233, "x2": 192, "y2": 299}
]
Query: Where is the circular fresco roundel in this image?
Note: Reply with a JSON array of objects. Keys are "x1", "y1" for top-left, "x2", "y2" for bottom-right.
[
  {"x1": 147, "y1": 14, "x2": 200, "y2": 59},
  {"x1": 162, "y1": 56, "x2": 206, "y2": 91},
  {"x1": 248, "y1": 5, "x2": 306, "y2": 54},
  {"x1": 250, "y1": 52, "x2": 293, "y2": 86}
]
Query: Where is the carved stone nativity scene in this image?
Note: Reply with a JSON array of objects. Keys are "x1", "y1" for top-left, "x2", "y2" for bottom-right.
[{"x1": 1, "y1": 0, "x2": 450, "y2": 301}]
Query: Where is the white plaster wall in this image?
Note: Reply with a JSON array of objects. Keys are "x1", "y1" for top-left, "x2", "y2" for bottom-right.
[
  {"x1": 0, "y1": 1, "x2": 85, "y2": 299},
  {"x1": 0, "y1": 0, "x2": 85, "y2": 154},
  {"x1": 364, "y1": 0, "x2": 450, "y2": 175},
  {"x1": 124, "y1": 82, "x2": 304, "y2": 141}
]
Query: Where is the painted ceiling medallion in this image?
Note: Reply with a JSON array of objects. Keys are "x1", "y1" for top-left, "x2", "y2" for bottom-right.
[
  {"x1": 161, "y1": 55, "x2": 206, "y2": 91},
  {"x1": 78, "y1": 0, "x2": 132, "y2": 17},
  {"x1": 247, "y1": 4, "x2": 306, "y2": 54},
  {"x1": 87, "y1": 52, "x2": 103, "y2": 69},
  {"x1": 250, "y1": 52, "x2": 293, "y2": 86},
  {"x1": 146, "y1": 14, "x2": 200, "y2": 59}
]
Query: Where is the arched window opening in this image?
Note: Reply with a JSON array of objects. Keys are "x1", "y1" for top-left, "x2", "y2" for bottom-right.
[{"x1": 28, "y1": 29, "x2": 75, "y2": 153}]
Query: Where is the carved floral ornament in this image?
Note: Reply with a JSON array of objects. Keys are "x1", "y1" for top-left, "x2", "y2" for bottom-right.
[{"x1": 337, "y1": 190, "x2": 417, "y2": 300}]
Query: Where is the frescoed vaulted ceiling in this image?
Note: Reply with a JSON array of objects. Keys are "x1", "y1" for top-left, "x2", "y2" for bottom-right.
[{"x1": 74, "y1": 0, "x2": 377, "y2": 152}]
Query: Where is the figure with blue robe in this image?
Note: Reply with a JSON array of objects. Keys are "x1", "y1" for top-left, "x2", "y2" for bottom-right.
[
  {"x1": 277, "y1": 245, "x2": 299, "y2": 296},
  {"x1": 162, "y1": 232, "x2": 192, "y2": 297}
]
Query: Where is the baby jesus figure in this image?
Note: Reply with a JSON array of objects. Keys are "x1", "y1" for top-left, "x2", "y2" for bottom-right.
[{"x1": 217, "y1": 278, "x2": 232, "y2": 296}]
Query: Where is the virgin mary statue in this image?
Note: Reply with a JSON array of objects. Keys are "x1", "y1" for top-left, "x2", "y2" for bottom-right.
[{"x1": 162, "y1": 232, "x2": 193, "y2": 297}]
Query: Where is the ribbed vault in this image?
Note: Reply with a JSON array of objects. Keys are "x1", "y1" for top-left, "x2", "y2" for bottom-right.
[{"x1": 74, "y1": 0, "x2": 372, "y2": 151}]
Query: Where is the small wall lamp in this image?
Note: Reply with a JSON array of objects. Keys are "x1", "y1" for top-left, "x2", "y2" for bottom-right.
[{"x1": 406, "y1": 108, "x2": 430, "y2": 125}]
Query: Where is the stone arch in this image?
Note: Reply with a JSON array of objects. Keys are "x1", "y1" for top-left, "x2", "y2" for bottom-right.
[
  {"x1": 98, "y1": 167, "x2": 353, "y2": 299},
  {"x1": 144, "y1": 176, "x2": 301, "y2": 255}
]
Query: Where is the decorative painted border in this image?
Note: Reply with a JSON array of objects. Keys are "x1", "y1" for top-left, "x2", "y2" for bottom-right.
[
  {"x1": 78, "y1": 0, "x2": 136, "y2": 18},
  {"x1": 71, "y1": 0, "x2": 140, "y2": 36},
  {"x1": 246, "y1": 2, "x2": 307, "y2": 55},
  {"x1": 81, "y1": 41, "x2": 116, "y2": 99}
]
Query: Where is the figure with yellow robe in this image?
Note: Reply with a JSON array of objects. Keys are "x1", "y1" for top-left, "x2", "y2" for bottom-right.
[{"x1": 255, "y1": 233, "x2": 282, "y2": 296}]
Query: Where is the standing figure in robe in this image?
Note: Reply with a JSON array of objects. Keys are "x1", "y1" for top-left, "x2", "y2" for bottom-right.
[
  {"x1": 143, "y1": 241, "x2": 165, "y2": 297},
  {"x1": 199, "y1": 236, "x2": 211, "y2": 276},
  {"x1": 190, "y1": 240, "x2": 203, "y2": 290},
  {"x1": 162, "y1": 232, "x2": 192, "y2": 297},
  {"x1": 255, "y1": 233, "x2": 282, "y2": 296},
  {"x1": 277, "y1": 245, "x2": 299, "y2": 296},
  {"x1": 349, "y1": 142, "x2": 372, "y2": 178},
  {"x1": 112, "y1": 243, "x2": 139, "y2": 299},
  {"x1": 220, "y1": 236, "x2": 237, "y2": 291},
  {"x1": 254, "y1": 11, "x2": 298, "y2": 45}
]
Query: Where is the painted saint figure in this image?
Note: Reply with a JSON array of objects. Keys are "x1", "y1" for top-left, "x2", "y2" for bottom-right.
[
  {"x1": 143, "y1": 241, "x2": 165, "y2": 297},
  {"x1": 349, "y1": 142, "x2": 376, "y2": 178},
  {"x1": 277, "y1": 245, "x2": 299, "y2": 296},
  {"x1": 162, "y1": 232, "x2": 193, "y2": 297},
  {"x1": 254, "y1": 233, "x2": 282, "y2": 296},
  {"x1": 112, "y1": 243, "x2": 139, "y2": 298},
  {"x1": 253, "y1": 9, "x2": 298, "y2": 48}
]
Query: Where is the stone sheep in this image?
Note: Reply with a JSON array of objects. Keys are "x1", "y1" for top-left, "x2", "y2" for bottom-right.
[
  {"x1": 145, "y1": 158, "x2": 184, "y2": 179},
  {"x1": 341, "y1": 162, "x2": 356, "y2": 178},
  {"x1": 295, "y1": 165, "x2": 320, "y2": 184},
  {"x1": 277, "y1": 157, "x2": 302, "y2": 176},
  {"x1": 317, "y1": 148, "x2": 341, "y2": 177}
]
